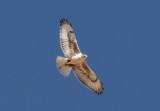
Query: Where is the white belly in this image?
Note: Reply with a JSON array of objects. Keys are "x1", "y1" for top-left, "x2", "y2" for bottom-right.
[{"x1": 70, "y1": 53, "x2": 84, "y2": 64}]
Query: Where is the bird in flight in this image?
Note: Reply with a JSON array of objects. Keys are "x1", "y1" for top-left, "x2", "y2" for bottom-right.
[{"x1": 56, "y1": 19, "x2": 104, "y2": 95}]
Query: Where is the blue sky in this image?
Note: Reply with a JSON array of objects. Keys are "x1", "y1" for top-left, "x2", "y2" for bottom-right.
[{"x1": 0, "y1": 0, "x2": 160, "y2": 111}]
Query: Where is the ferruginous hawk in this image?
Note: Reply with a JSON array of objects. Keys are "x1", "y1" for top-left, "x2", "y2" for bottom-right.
[{"x1": 56, "y1": 19, "x2": 104, "y2": 95}]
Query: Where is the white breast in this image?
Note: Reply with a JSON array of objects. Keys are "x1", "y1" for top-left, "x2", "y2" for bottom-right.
[{"x1": 72, "y1": 53, "x2": 82, "y2": 60}]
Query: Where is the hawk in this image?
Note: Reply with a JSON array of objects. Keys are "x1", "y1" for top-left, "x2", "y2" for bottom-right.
[{"x1": 56, "y1": 19, "x2": 104, "y2": 95}]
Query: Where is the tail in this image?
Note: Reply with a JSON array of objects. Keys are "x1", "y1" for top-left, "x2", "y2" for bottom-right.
[{"x1": 56, "y1": 56, "x2": 72, "y2": 77}]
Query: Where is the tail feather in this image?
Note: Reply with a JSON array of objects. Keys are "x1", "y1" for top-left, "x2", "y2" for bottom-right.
[{"x1": 56, "y1": 56, "x2": 72, "y2": 77}]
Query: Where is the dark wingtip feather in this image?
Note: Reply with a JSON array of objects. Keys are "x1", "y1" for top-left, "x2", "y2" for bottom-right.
[
  {"x1": 96, "y1": 82, "x2": 104, "y2": 95},
  {"x1": 60, "y1": 18, "x2": 72, "y2": 27},
  {"x1": 97, "y1": 90, "x2": 103, "y2": 95}
]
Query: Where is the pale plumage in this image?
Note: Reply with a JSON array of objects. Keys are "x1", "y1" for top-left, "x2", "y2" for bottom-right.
[{"x1": 56, "y1": 19, "x2": 104, "y2": 95}]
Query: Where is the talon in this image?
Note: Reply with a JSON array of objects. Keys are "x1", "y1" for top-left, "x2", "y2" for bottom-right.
[
  {"x1": 67, "y1": 58, "x2": 72, "y2": 62},
  {"x1": 65, "y1": 62, "x2": 73, "y2": 67}
]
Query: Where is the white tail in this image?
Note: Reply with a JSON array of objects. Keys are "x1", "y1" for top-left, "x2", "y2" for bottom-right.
[{"x1": 56, "y1": 56, "x2": 72, "y2": 77}]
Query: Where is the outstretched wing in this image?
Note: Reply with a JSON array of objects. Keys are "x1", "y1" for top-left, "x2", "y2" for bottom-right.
[
  {"x1": 73, "y1": 62, "x2": 104, "y2": 95},
  {"x1": 60, "y1": 19, "x2": 81, "y2": 58}
]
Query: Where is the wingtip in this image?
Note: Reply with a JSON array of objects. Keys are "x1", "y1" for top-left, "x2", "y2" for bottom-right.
[
  {"x1": 97, "y1": 90, "x2": 103, "y2": 95},
  {"x1": 96, "y1": 82, "x2": 104, "y2": 95},
  {"x1": 60, "y1": 18, "x2": 72, "y2": 27}
]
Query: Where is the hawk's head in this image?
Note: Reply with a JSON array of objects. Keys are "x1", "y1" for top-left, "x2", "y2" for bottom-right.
[{"x1": 82, "y1": 54, "x2": 88, "y2": 59}]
